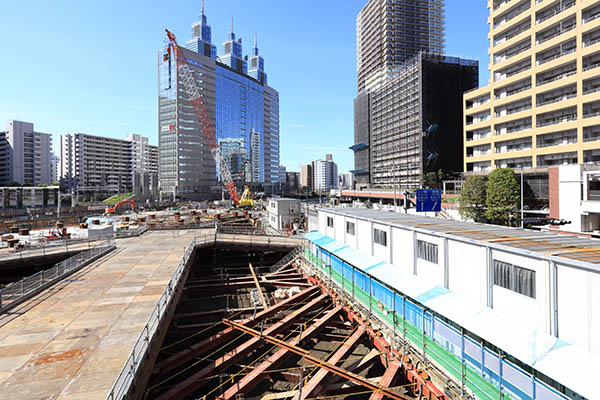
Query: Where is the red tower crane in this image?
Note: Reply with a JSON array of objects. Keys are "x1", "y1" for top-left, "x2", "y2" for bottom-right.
[{"x1": 165, "y1": 29, "x2": 240, "y2": 205}]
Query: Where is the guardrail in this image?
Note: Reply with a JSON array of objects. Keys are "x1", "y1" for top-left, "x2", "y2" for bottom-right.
[
  {"x1": 269, "y1": 245, "x2": 304, "y2": 273},
  {"x1": 0, "y1": 240, "x2": 116, "y2": 314},
  {"x1": 0, "y1": 237, "x2": 107, "y2": 262}
]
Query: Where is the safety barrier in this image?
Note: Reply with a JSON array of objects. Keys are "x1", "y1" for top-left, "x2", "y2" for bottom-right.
[
  {"x1": 303, "y1": 244, "x2": 572, "y2": 400},
  {"x1": 0, "y1": 240, "x2": 116, "y2": 314}
]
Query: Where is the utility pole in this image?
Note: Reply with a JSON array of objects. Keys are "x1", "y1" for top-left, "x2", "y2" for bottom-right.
[{"x1": 520, "y1": 168, "x2": 524, "y2": 229}]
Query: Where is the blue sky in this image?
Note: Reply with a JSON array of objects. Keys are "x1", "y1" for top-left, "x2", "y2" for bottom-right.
[{"x1": 0, "y1": 0, "x2": 489, "y2": 174}]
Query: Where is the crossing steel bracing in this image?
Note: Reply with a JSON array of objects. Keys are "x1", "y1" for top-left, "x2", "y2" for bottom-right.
[
  {"x1": 154, "y1": 285, "x2": 320, "y2": 376},
  {"x1": 156, "y1": 293, "x2": 330, "y2": 400},
  {"x1": 292, "y1": 327, "x2": 365, "y2": 400},
  {"x1": 217, "y1": 305, "x2": 343, "y2": 400},
  {"x1": 222, "y1": 319, "x2": 413, "y2": 400}
]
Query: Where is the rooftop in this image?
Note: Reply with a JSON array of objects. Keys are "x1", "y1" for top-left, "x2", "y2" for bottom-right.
[{"x1": 320, "y1": 207, "x2": 600, "y2": 271}]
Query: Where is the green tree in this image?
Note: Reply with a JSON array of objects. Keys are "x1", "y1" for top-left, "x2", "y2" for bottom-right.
[
  {"x1": 485, "y1": 168, "x2": 520, "y2": 226},
  {"x1": 459, "y1": 176, "x2": 487, "y2": 222},
  {"x1": 420, "y1": 169, "x2": 446, "y2": 189}
]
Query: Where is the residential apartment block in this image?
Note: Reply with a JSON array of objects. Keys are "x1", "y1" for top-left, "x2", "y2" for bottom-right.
[
  {"x1": 60, "y1": 133, "x2": 158, "y2": 193},
  {"x1": 353, "y1": 54, "x2": 478, "y2": 188},
  {"x1": 314, "y1": 154, "x2": 338, "y2": 192},
  {"x1": 1, "y1": 120, "x2": 53, "y2": 186},
  {"x1": 464, "y1": 0, "x2": 600, "y2": 173},
  {"x1": 356, "y1": 0, "x2": 445, "y2": 93}
]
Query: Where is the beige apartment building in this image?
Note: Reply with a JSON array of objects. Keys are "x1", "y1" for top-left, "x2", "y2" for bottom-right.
[{"x1": 464, "y1": 0, "x2": 600, "y2": 174}]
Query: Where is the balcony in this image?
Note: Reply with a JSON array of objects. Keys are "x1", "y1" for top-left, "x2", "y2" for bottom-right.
[
  {"x1": 536, "y1": 106, "x2": 577, "y2": 127},
  {"x1": 536, "y1": 83, "x2": 577, "y2": 106},
  {"x1": 494, "y1": 18, "x2": 531, "y2": 46},
  {"x1": 537, "y1": 151, "x2": 577, "y2": 166},
  {"x1": 467, "y1": 161, "x2": 492, "y2": 173},
  {"x1": 493, "y1": 0, "x2": 513, "y2": 11},
  {"x1": 536, "y1": 38, "x2": 576, "y2": 66},
  {"x1": 535, "y1": 15, "x2": 576, "y2": 45},
  {"x1": 495, "y1": 78, "x2": 531, "y2": 99},
  {"x1": 494, "y1": 57, "x2": 531, "y2": 82},
  {"x1": 466, "y1": 94, "x2": 491, "y2": 109},
  {"x1": 583, "y1": 3, "x2": 600, "y2": 25},
  {"x1": 536, "y1": 60, "x2": 576, "y2": 86},
  {"x1": 467, "y1": 143, "x2": 492, "y2": 158},
  {"x1": 495, "y1": 137, "x2": 532, "y2": 153},
  {"x1": 495, "y1": 97, "x2": 532, "y2": 117},
  {"x1": 466, "y1": 127, "x2": 492, "y2": 141},
  {"x1": 583, "y1": 100, "x2": 600, "y2": 119},
  {"x1": 494, "y1": 0, "x2": 531, "y2": 29},
  {"x1": 535, "y1": 0, "x2": 576, "y2": 26},
  {"x1": 494, "y1": 38, "x2": 531, "y2": 64},
  {"x1": 495, "y1": 156, "x2": 533, "y2": 169},
  {"x1": 583, "y1": 76, "x2": 600, "y2": 95},
  {"x1": 536, "y1": 129, "x2": 577, "y2": 148},
  {"x1": 584, "y1": 149, "x2": 600, "y2": 164},
  {"x1": 495, "y1": 117, "x2": 532, "y2": 135},
  {"x1": 466, "y1": 110, "x2": 491, "y2": 125},
  {"x1": 583, "y1": 51, "x2": 600, "y2": 72},
  {"x1": 584, "y1": 124, "x2": 600, "y2": 142}
]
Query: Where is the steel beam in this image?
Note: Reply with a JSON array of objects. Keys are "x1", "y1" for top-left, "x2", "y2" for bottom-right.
[
  {"x1": 222, "y1": 320, "x2": 412, "y2": 400},
  {"x1": 218, "y1": 305, "x2": 342, "y2": 400},
  {"x1": 294, "y1": 327, "x2": 364, "y2": 400},
  {"x1": 156, "y1": 292, "x2": 328, "y2": 400},
  {"x1": 154, "y1": 285, "x2": 319, "y2": 375},
  {"x1": 329, "y1": 348, "x2": 380, "y2": 384},
  {"x1": 369, "y1": 359, "x2": 401, "y2": 400}
]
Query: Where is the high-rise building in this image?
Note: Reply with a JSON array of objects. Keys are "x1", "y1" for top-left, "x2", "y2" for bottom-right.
[
  {"x1": 314, "y1": 155, "x2": 338, "y2": 192},
  {"x1": 286, "y1": 171, "x2": 300, "y2": 191},
  {"x1": 60, "y1": 133, "x2": 158, "y2": 193},
  {"x1": 464, "y1": 0, "x2": 600, "y2": 174},
  {"x1": 338, "y1": 172, "x2": 354, "y2": 189},
  {"x1": 50, "y1": 153, "x2": 60, "y2": 183},
  {"x1": 300, "y1": 163, "x2": 313, "y2": 191},
  {"x1": 0, "y1": 132, "x2": 9, "y2": 186},
  {"x1": 356, "y1": 0, "x2": 445, "y2": 93},
  {"x1": 158, "y1": 6, "x2": 279, "y2": 200},
  {"x1": 5, "y1": 120, "x2": 53, "y2": 186}
]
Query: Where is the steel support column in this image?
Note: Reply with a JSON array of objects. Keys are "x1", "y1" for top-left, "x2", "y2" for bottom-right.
[{"x1": 369, "y1": 359, "x2": 401, "y2": 400}]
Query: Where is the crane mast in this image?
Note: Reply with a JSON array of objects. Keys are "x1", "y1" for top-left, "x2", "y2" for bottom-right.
[{"x1": 165, "y1": 29, "x2": 240, "y2": 204}]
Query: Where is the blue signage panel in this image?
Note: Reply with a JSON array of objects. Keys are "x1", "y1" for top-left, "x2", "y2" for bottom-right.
[{"x1": 416, "y1": 189, "x2": 442, "y2": 212}]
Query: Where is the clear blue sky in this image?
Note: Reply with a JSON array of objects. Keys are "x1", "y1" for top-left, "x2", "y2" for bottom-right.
[{"x1": 0, "y1": 0, "x2": 489, "y2": 174}]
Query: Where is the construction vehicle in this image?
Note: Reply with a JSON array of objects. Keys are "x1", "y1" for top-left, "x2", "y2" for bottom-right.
[
  {"x1": 105, "y1": 199, "x2": 135, "y2": 215},
  {"x1": 237, "y1": 186, "x2": 255, "y2": 208},
  {"x1": 165, "y1": 29, "x2": 240, "y2": 205}
]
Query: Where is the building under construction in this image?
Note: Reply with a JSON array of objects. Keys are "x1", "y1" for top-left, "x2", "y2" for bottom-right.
[{"x1": 352, "y1": 53, "x2": 478, "y2": 188}]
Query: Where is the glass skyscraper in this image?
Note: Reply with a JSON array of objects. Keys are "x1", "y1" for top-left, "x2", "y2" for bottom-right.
[{"x1": 158, "y1": 5, "x2": 280, "y2": 200}]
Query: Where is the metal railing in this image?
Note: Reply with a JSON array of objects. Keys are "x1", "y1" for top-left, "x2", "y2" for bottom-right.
[
  {"x1": 269, "y1": 245, "x2": 305, "y2": 273},
  {"x1": 0, "y1": 240, "x2": 116, "y2": 313},
  {"x1": 0, "y1": 237, "x2": 108, "y2": 262}
]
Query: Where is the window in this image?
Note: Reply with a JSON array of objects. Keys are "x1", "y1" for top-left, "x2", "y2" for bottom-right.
[
  {"x1": 374, "y1": 229, "x2": 387, "y2": 246},
  {"x1": 417, "y1": 240, "x2": 438, "y2": 264},
  {"x1": 346, "y1": 221, "x2": 355, "y2": 235},
  {"x1": 327, "y1": 216, "x2": 334, "y2": 227},
  {"x1": 493, "y1": 260, "x2": 536, "y2": 298}
]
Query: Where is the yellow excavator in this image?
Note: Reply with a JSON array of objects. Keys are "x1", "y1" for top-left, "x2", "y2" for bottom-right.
[{"x1": 237, "y1": 186, "x2": 255, "y2": 208}]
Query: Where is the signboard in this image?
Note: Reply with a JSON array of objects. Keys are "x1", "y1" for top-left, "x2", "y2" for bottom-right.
[{"x1": 416, "y1": 189, "x2": 442, "y2": 212}]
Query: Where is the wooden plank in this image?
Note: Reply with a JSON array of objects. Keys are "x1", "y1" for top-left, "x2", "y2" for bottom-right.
[{"x1": 250, "y1": 262, "x2": 268, "y2": 309}]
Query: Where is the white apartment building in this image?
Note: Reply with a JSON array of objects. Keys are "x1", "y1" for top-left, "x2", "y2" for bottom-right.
[
  {"x1": 60, "y1": 132, "x2": 158, "y2": 192},
  {"x1": 5, "y1": 120, "x2": 53, "y2": 186},
  {"x1": 313, "y1": 154, "x2": 338, "y2": 192}
]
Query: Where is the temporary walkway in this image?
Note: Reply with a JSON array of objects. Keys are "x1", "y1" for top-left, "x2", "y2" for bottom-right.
[{"x1": 0, "y1": 230, "x2": 197, "y2": 400}]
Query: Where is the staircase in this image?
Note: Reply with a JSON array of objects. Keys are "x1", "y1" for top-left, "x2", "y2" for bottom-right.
[{"x1": 269, "y1": 246, "x2": 304, "y2": 273}]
